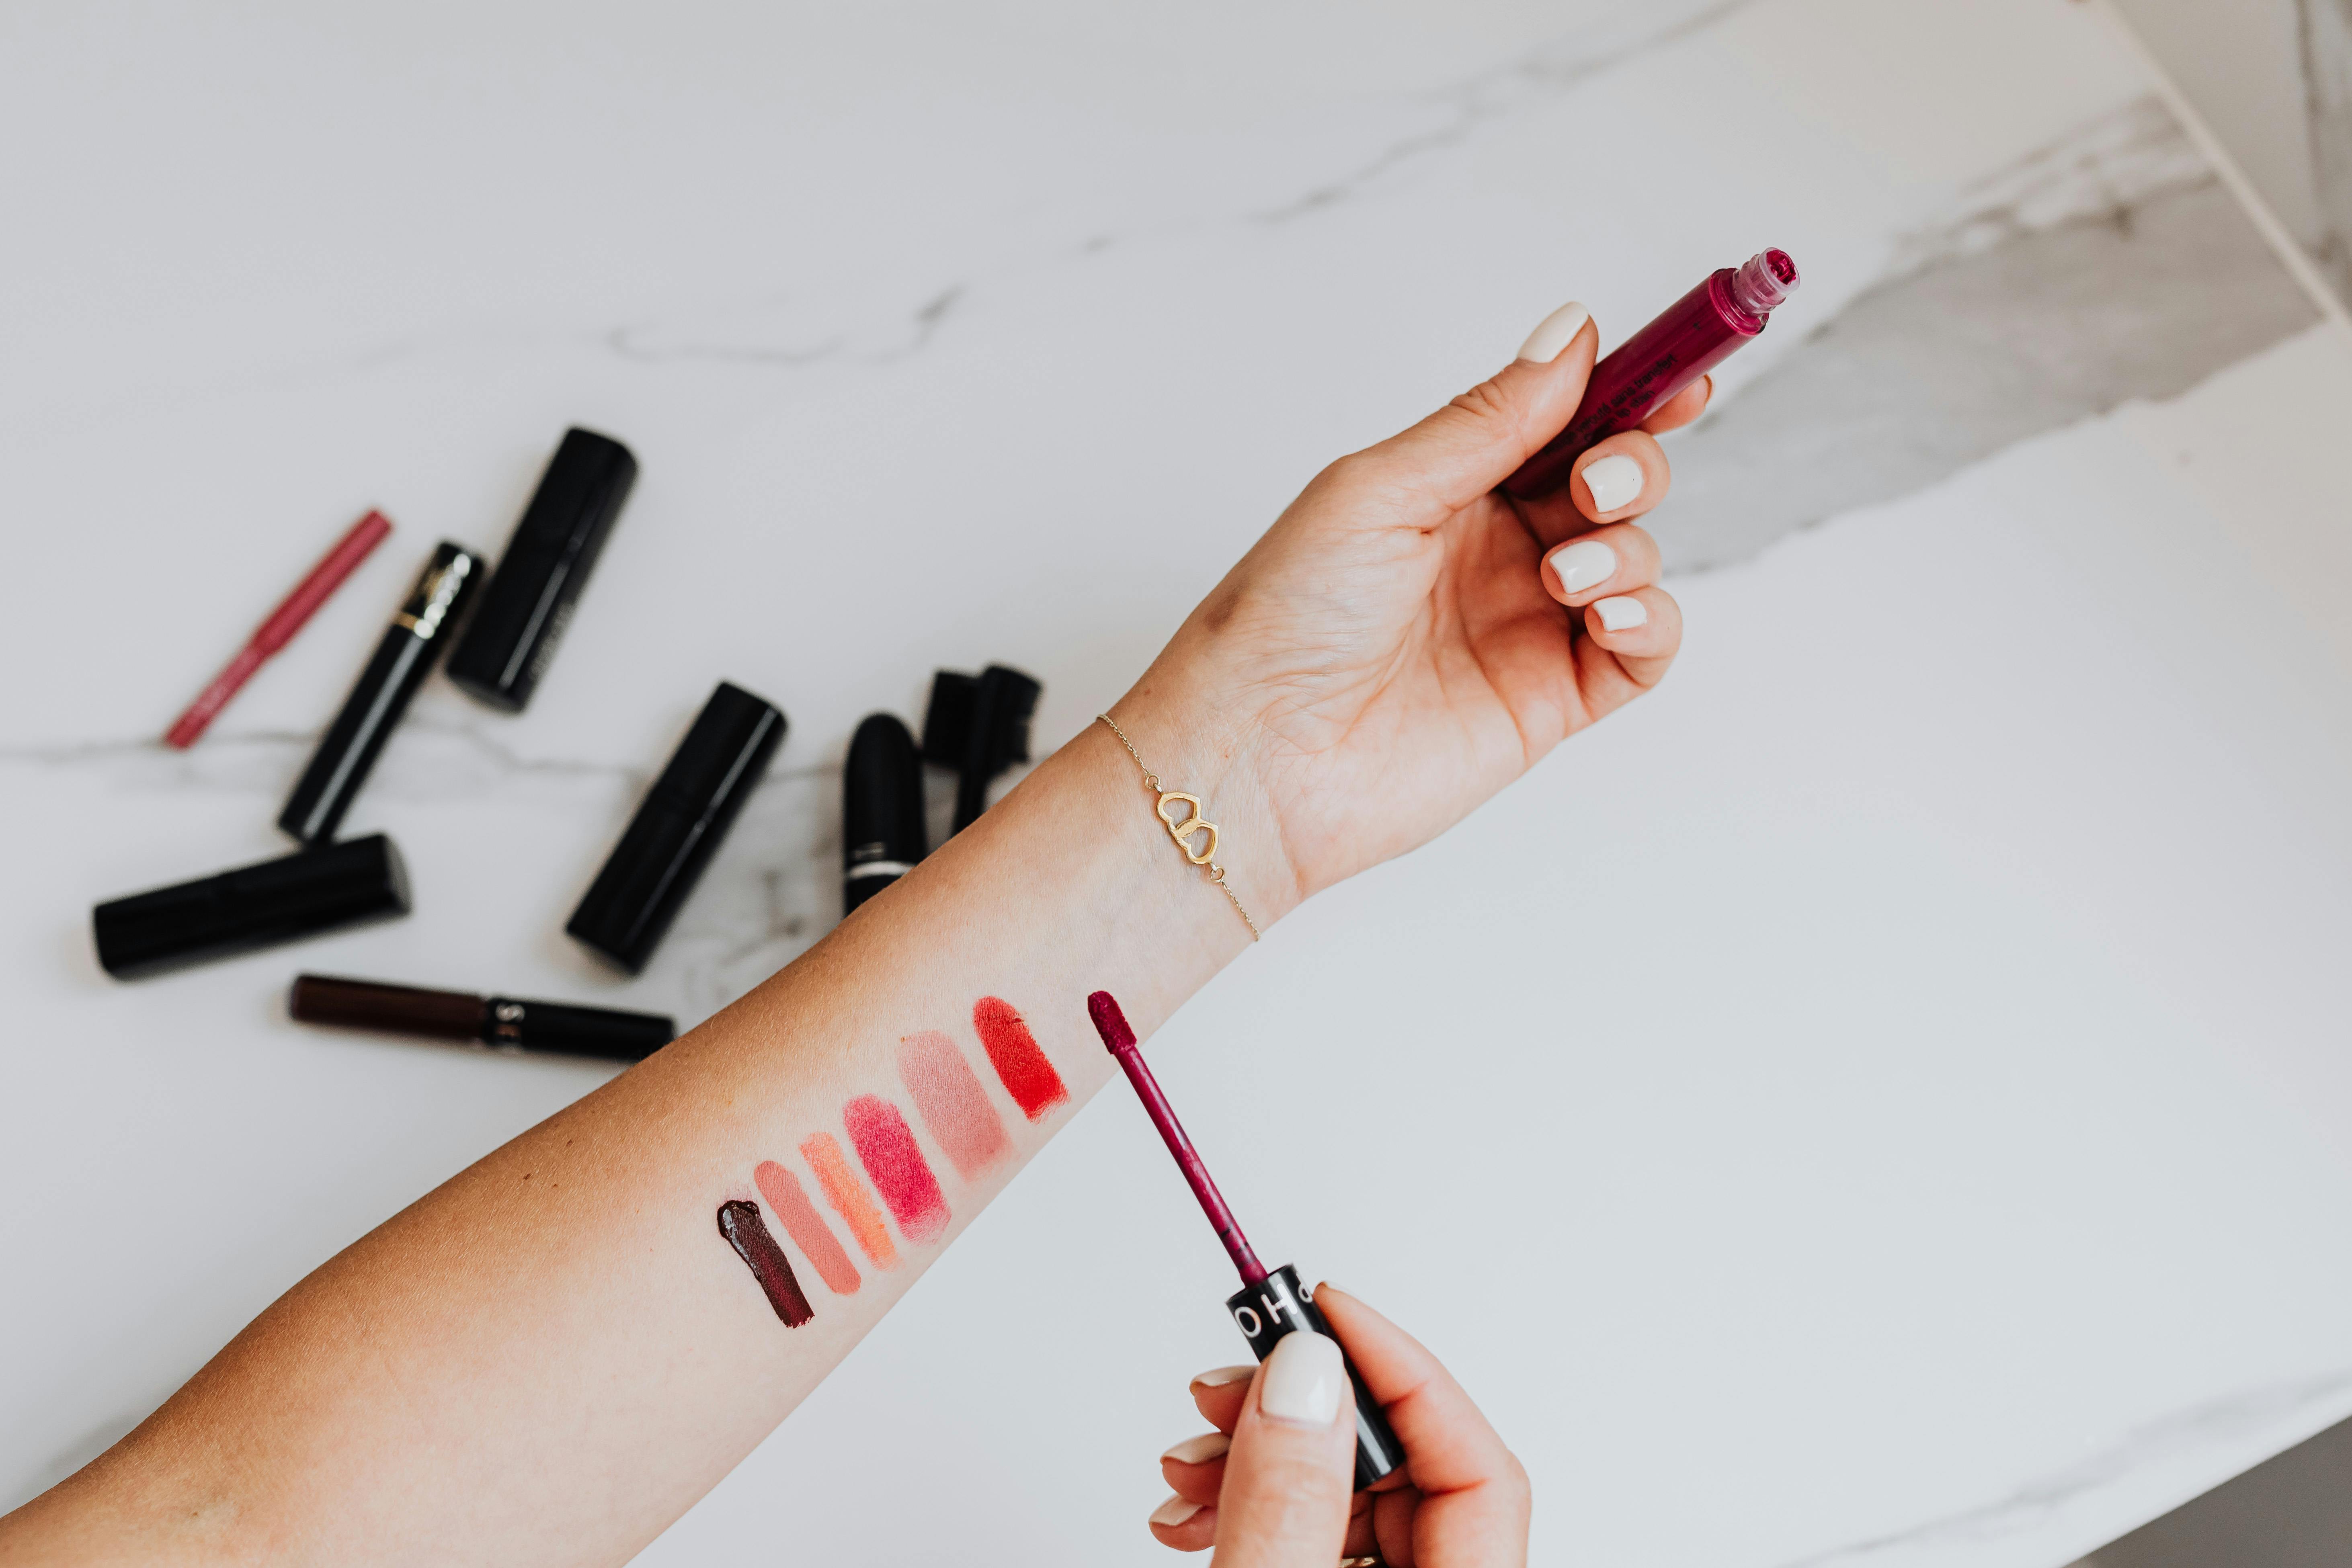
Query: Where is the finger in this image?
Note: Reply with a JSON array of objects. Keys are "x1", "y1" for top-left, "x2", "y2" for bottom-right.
[
  {"x1": 1640, "y1": 374, "x2": 1712, "y2": 435},
  {"x1": 1538, "y1": 522, "x2": 1661, "y2": 609},
  {"x1": 1308, "y1": 1297, "x2": 1524, "y2": 1514},
  {"x1": 1210, "y1": 1330, "x2": 1357, "y2": 1568},
  {"x1": 1349, "y1": 301, "x2": 1599, "y2": 514},
  {"x1": 1161, "y1": 1431, "x2": 1230, "y2": 1504},
  {"x1": 1148, "y1": 1495, "x2": 1218, "y2": 1553},
  {"x1": 1581, "y1": 586, "x2": 1681, "y2": 673},
  {"x1": 1342, "y1": 1494, "x2": 1386, "y2": 1563},
  {"x1": 1511, "y1": 428, "x2": 1672, "y2": 549},
  {"x1": 1371, "y1": 1485, "x2": 1425, "y2": 1568},
  {"x1": 1190, "y1": 1365, "x2": 1255, "y2": 1434}
]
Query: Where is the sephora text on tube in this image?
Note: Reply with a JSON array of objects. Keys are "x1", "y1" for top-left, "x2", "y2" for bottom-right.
[{"x1": 1503, "y1": 248, "x2": 1800, "y2": 501}]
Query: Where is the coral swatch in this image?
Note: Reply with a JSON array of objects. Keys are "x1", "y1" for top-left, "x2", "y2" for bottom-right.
[
  {"x1": 898, "y1": 1031, "x2": 1011, "y2": 1180},
  {"x1": 801, "y1": 1132, "x2": 898, "y2": 1270},
  {"x1": 973, "y1": 996, "x2": 1068, "y2": 1121},
  {"x1": 716, "y1": 1201, "x2": 814, "y2": 1328},
  {"x1": 755, "y1": 1160, "x2": 861, "y2": 1297},
  {"x1": 844, "y1": 1095, "x2": 950, "y2": 1244}
]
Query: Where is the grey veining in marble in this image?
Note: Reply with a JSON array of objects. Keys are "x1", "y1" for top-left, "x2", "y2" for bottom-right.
[
  {"x1": 2304, "y1": 0, "x2": 2352, "y2": 299},
  {"x1": 1774, "y1": 1372, "x2": 2352, "y2": 1568},
  {"x1": 1659, "y1": 98, "x2": 2318, "y2": 574}
]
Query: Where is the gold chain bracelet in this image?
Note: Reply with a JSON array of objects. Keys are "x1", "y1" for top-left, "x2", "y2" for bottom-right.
[{"x1": 1096, "y1": 713, "x2": 1261, "y2": 941}]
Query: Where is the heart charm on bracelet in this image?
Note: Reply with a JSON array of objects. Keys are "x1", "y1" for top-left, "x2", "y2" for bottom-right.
[{"x1": 1156, "y1": 791, "x2": 1220, "y2": 865}]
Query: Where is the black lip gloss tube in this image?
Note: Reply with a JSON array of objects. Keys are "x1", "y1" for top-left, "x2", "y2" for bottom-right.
[
  {"x1": 843, "y1": 713, "x2": 926, "y2": 913},
  {"x1": 279, "y1": 542, "x2": 480, "y2": 844},
  {"x1": 1226, "y1": 1266, "x2": 1407, "y2": 1490},
  {"x1": 566, "y1": 681, "x2": 786, "y2": 973},
  {"x1": 290, "y1": 974, "x2": 675, "y2": 1061},
  {"x1": 447, "y1": 427, "x2": 637, "y2": 712}
]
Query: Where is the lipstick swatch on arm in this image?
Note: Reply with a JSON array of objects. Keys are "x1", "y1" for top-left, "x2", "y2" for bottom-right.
[
  {"x1": 754, "y1": 1160, "x2": 861, "y2": 1297},
  {"x1": 716, "y1": 1201, "x2": 814, "y2": 1328},
  {"x1": 973, "y1": 996, "x2": 1068, "y2": 1121},
  {"x1": 898, "y1": 1031, "x2": 1010, "y2": 1180},
  {"x1": 800, "y1": 1132, "x2": 899, "y2": 1270},
  {"x1": 843, "y1": 1095, "x2": 950, "y2": 1244}
]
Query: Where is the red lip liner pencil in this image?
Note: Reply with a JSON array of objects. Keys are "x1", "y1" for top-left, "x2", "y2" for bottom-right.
[{"x1": 164, "y1": 509, "x2": 394, "y2": 748}]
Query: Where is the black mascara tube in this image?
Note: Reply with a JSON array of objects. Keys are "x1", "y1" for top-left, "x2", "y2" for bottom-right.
[{"x1": 279, "y1": 543, "x2": 480, "y2": 844}]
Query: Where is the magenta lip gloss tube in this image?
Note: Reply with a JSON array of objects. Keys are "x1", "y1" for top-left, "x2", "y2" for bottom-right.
[{"x1": 1501, "y1": 248, "x2": 1799, "y2": 501}]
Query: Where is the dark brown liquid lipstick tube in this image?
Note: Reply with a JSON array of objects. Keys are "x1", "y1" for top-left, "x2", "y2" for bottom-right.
[{"x1": 290, "y1": 974, "x2": 675, "y2": 1061}]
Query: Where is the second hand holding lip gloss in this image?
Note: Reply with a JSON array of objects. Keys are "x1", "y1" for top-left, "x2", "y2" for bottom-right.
[
  {"x1": 1087, "y1": 990, "x2": 1405, "y2": 1490},
  {"x1": 1502, "y1": 248, "x2": 1800, "y2": 502}
]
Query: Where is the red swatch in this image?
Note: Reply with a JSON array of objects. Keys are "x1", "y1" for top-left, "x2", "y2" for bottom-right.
[
  {"x1": 843, "y1": 1095, "x2": 950, "y2": 1244},
  {"x1": 898, "y1": 1031, "x2": 1011, "y2": 1181},
  {"x1": 755, "y1": 1160, "x2": 861, "y2": 1297},
  {"x1": 716, "y1": 1200, "x2": 814, "y2": 1328},
  {"x1": 973, "y1": 996, "x2": 1069, "y2": 1121}
]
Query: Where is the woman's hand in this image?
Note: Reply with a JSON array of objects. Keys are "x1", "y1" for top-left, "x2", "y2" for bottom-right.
[
  {"x1": 1116, "y1": 304, "x2": 1708, "y2": 922},
  {"x1": 1146, "y1": 1286, "x2": 1530, "y2": 1566}
]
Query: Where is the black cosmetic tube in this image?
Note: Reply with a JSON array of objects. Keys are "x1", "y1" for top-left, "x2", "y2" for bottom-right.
[
  {"x1": 566, "y1": 681, "x2": 786, "y2": 973},
  {"x1": 1226, "y1": 1265, "x2": 1406, "y2": 1490},
  {"x1": 446, "y1": 428, "x2": 636, "y2": 712},
  {"x1": 290, "y1": 974, "x2": 675, "y2": 1062},
  {"x1": 93, "y1": 835, "x2": 411, "y2": 980},
  {"x1": 920, "y1": 664, "x2": 1042, "y2": 833},
  {"x1": 843, "y1": 713, "x2": 926, "y2": 913},
  {"x1": 279, "y1": 542, "x2": 480, "y2": 844}
]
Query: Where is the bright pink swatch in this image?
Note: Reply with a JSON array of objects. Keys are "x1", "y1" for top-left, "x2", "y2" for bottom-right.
[
  {"x1": 755, "y1": 1160, "x2": 861, "y2": 1297},
  {"x1": 973, "y1": 996, "x2": 1069, "y2": 1121},
  {"x1": 843, "y1": 1095, "x2": 950, "y2": 1244},
  {"x1": 898, "y1": 1031, "x2": 1011, "y2": 1180}
]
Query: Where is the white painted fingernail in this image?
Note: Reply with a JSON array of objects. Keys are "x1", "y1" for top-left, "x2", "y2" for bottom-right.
[
  {"x1": 1150, "y1": 1494, "x2": 1204, "y2": 1527},
  {"x1": 1191, "y1": 1365, "x2": 1257, "y2": 1388},
  {"x1": 1516, "y1": 300, "x2": 1591, "y2": 363},
  {"x1": 1257, "y1": 1330, "x2": 1345, "y2": 1427},
  {"x1": 1595, "y1": 595, "x2": 1649, "y2": 631},
  {"x1": 1546, "y1": 539, "x2": 1617, "y2": 595},
  {"x1": 1163, "y1": 1432, "x2": 1231, "y2": 1465},
  {"x1": 1579, "y1": 453, "x2": 1645, "y2": 512}
]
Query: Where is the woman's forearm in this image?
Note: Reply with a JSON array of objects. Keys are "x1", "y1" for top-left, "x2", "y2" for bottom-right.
[{"x1": 11, "y1": 707, "x2": 1274, "y2": 1566}]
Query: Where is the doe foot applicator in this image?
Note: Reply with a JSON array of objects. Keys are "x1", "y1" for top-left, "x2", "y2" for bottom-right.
[{"x1": 1086, "y1": 990, "x2": 1404, "y2": 1490}]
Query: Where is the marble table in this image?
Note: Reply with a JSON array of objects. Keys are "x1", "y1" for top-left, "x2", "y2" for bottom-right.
[{"x1": 7, "y1": 2, "x2": 2352, "y2": 1563}]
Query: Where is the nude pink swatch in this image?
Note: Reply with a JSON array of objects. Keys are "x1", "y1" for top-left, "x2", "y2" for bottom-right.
[
  {"x1": 897, "y1": 1031, "x2": 1011, "y2": 1181},
  {"x1": 754, "y1": 1159, "x2": 861, "y2": 1297},
  {"x1": 843, "y1": 1095, "x2": 950, "y2": 1244}
]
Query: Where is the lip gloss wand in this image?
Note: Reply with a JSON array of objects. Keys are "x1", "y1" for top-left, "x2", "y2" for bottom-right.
[{"x1": 1087, "y1": 990, "x2": 1405, "y2": 1490}]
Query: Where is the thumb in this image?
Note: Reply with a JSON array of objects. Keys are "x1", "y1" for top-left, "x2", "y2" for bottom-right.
[
  {"x1": 1211, "y1": 1331, "x2": 1359, "y2": 1568},
  {"x1": 1356, "y1": 300, "x2": 1597, "y2": 512}
]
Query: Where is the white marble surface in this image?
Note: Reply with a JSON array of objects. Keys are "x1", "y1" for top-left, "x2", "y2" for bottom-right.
[{"x1": 7, "y1": 3, "x2": 2352, "y2": 1564}]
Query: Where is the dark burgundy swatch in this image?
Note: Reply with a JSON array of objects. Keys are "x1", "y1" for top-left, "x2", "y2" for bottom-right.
[
  {"x1": 974, "y1": 996, "x2": 1069, "y2": 1121},
  {"x1": 717, "y1": 1199, "x2": 814, "y2": 1328}
]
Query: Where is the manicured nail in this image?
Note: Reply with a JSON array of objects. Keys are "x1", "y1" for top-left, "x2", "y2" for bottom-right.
[
  {"x1": 1516, "y1": 300, "x2": 1591, "y2": 363},
  {"x1": 1150, "y1": 1495, "x2": 1205, "y2": 1527},
  {"x1": 1257, "y1": 1330, "x2": 1345, "y2": 1426},
  {"x1": 1163, "y1": 1432, "x2": 1231, "y2": 1465},
  {"x1": 1192, "y1": 1365, "x2": 1257, "y2": 1388},
  {"x1": 1579, "y1": 453, "x2": 1645, "y2": 512},
  {"x1": 1546, "y1": 539, "x2": 1617, "y2": 595},
  {"x1": 1594, "y1": 596, "x2": 1649, "y2": 631}
]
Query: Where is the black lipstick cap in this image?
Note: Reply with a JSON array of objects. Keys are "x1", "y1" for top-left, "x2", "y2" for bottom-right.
[
  {"x1": 279, "y1": 542, "x2": 482, "y2": 845},
  {"x1": 843, "y1": 713, "x2": 927, "y2": 914},
  {"x1": 446, "y1": 428, "x2": 636, "y2": 712},
  {"x1": 93, "y1": 834, "x2": 411, "y2": 980},
  {"x1": 921, "y1": 664, "x2": 1042, "y2": 832},
  {"x1": 1226, "y1": 1264, "x2": 1405, "y2": 1491},
  {"x1": 566, "y1": 681, "x2": 786, "y2": 973}
]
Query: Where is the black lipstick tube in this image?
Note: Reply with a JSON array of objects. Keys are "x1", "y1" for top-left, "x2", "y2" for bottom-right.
[
  {"x1": 920, "y1": 665, "x2": 1041, "y2": 833},
  {"x1": 844, "y1": 713, "x2": 926, "y2": 913},
  {"x1": 447, "y1": 427, "x2": 636, "y2": 712},
  {"x1": 93, "y1": 835, "x2": 411, "y2": 980},
  {"x1": 567, "y1": 681, "x2": 786, "y2": 973},
  {"x1": 279, "y1": 542, "x2": 480, "y2": 844},
  {"x1": 291, "y1": 974, "x2": 675, "y2": 1061}
]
